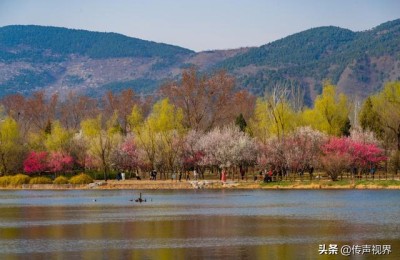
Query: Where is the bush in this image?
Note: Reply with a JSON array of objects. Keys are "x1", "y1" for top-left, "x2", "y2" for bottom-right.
[
  {"x1": 29, "y1": 176, "x2": 53, "y2": 184},
  {"x1": 0, "y1": 176, "x2": 12, "y2": 187},
  {"x1": 9, "y1": 174, "x2": 31, "y2": 186},
  {"x1": 53, "y1": 176, "x2": 69, "y2": 184},
  {"x1": 69, "y1": 173, "x2": 93, "y2": 184}
]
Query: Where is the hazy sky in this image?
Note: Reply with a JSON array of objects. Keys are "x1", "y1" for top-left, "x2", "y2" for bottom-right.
[{"x1": 0, "y1": 0, "x2": 399, "y2": 51}]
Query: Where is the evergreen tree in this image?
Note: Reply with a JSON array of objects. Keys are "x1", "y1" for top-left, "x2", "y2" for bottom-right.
[
  {"x1": 235, "y1": 114, "x2": 247, "y2": 132},
  {"x1": 340, "y1": 118, "x2": 351, "y2": 137},
  {"x1": 359, "y1": 97, "x2": 384, "y2": 139}
]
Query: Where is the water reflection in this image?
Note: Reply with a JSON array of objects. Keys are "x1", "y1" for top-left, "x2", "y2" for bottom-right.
[{"x1": 0, "y1": 190, "x2": 399, "y2": 259}]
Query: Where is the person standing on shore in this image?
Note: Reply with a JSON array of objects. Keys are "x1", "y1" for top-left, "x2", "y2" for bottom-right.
[
  {"x1": 194, "y1": 169, "x2": 198, "y2": 180},
  {"x1": 370, "y1": 165, "x2": 376, "y2": 179},
  {"x1": 221, "y1": 169, "x2": 227, "y2": 182}
]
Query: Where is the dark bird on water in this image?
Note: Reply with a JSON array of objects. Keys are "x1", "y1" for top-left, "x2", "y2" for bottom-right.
[{"x1": 135, "y1": 193, "x2": 146, "y2": 203}]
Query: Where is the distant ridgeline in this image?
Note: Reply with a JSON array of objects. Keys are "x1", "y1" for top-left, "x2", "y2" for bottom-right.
[
  {"x1": 0, "y1": 19, "x2": 400, "y2": 102},
  {"x1": 0, "y1": 25, "x2": 193, "y2": 61}
]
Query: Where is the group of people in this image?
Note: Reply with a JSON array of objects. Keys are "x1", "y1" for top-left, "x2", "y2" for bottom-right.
[
  {"x1": 177, "y1": 170, "x2": 198, "y2": 181},
  {"x1": 116, "y1": 172, "x2": 124, "y2": 181},
  {"x1": 253, "y1": 165, "x2": 315, "y2": 182},
  {"x1": 150, "y1": 170, "x2": 157, "y2": 180},
  {"x1": 352, "y1": 165, "x2": 377, "y2": 179}
]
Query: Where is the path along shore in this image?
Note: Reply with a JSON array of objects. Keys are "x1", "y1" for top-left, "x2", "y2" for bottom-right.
[{"x1": 1, "y1": 179, "x2": 400, "y2": 190}]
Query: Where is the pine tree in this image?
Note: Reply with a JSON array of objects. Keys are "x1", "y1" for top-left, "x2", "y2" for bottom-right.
[
  {"x1": 359, "y1": 97, "x2": 384, "y2": 139},
  {"x1": 235, "y1": 113, "x2": 247, "y2": 132}
]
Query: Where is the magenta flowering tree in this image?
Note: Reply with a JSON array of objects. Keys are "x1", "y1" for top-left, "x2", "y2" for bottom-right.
[
  {"x1": 321, "y1": 137, "x2": 386, "y2": 180},
  {"x1": 47, "y1": 151, "x2": 74, "y2": 175},
  {"x1": 321, "y1": 137, "x2": 353, "y2": 181},
  {"x1": 23, "y1": 151, "x2": 48, "y2": 175},
  {"x1": 351, "y1": 141, "x2": 386, "y2": 170}
]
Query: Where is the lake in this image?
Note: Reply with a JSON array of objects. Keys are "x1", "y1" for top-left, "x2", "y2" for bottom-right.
[{"x1": 0, "y1": 190, "x2": 399, "y2": 259}]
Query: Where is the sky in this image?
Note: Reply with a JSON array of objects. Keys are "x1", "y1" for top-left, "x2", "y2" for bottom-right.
[{"x1": 0, "y1": 0, "x2": 399, "y2": 52}]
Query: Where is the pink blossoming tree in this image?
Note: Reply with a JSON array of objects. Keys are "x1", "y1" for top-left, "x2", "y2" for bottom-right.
[
  {"x1": 47, "y1": 151, "x2": 74, "y2": 176},
  {"x1": 321, "y1": 137, "x2": 386, "y2": 181},
  {"x1": 23, "y1": 151, "x2": 48, "y2": 175}
]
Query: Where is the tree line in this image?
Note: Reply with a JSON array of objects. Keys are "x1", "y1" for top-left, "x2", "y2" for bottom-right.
[{"x1": 0, "y1": 68, "x2": 399, "y2": 180}]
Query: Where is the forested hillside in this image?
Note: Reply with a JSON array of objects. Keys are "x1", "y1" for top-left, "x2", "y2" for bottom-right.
[
  {"x1": 0, "y1": 20, "x2": 399, "y2": 101},
  {"x1": 0, "y1": 25, "x2": 193, "y2": 61},
  {"x1": 216, "y1": 19, "x2": 400, "y2": 102}
]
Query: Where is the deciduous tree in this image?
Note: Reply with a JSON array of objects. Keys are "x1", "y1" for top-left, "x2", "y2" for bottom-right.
[
  {"x1": 161, "y1": 68, "x2": 237, "y2": 131},
  {"x1": 24, "y1": 92, "x2": 58, "y2": 133},
  {"x1": 81, "y1": 114, "x2": 122, "y2": 180},
  {"x1": 111, "y1": 136, "x2": 142, "y2": 176},
  {"x1": 249, "y1": 93, "x2": 297, "y2": 143},
  {"x1": 44, "y1": 121, "x2": 72, "y2": 153},
  {"x1": 370, "y1": 82, "x2": 400, "y2": 151},
  {"x1": 59, "y1": 92, "x2": 99, "y2": 130},
  {"x1": 321, "y1": 137, "x2": 386, "y2": 180},
  {"x1": 303, "y1": 83, "x2": 349, "y2": 136},
  {"x1": 103, "y1": 89, "x2": 140, "y2": 135},
  {"x1": 198, "y1": 125, "x2": 256, "y2": 170},
  {"x1": 47, "y1": 151, "x2": 74, "y2": 176},
  {"x1": 0, "y1": 117, "x2": 25, "y2": 173},
  {"x1": 134, "y1": 98, "x2": 185, "y2": 177},
  {"x1": 23, "y1": 151, "x2": 48, "y2": 175},
  {"x1": 284, "y1": 127, "x2": 327, "y2": 177}
]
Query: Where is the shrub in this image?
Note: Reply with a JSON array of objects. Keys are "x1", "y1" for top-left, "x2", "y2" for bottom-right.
[
  {"x1": 29, "y1": 177, "x2": 53, "y2": 184},
  {"x1": 0, "y1": 176, "x2": 12, "y2": 187},
  {"x1": 53, "y1": 176, "x2": 69, "y2": 184},
  {"x1": 69, "y1": 173, "x2": 93, "y2": 184},
  {"x1": 9, "y1": 174, "x2": 31, "y2": 186}
]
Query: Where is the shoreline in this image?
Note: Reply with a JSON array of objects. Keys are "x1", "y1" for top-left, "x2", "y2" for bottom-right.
[{"x1": 1, "y1": 179, "x2": 400, "y2": 190}]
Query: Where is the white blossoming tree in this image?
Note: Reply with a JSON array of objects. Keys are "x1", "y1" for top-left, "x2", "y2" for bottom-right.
[{"x1": 198, "y1": 125, "x2": 257, "y2": 180}]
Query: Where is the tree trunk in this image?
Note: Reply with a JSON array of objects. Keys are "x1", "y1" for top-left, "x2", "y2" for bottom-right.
[{"x1": 397, "y1": 124, "x2": 400, "y2": 151}]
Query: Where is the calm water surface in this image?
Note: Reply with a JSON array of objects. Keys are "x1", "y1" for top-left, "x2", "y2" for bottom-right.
[{"x1": 0, "y1": 189, "x2": 399, "y2": 259}]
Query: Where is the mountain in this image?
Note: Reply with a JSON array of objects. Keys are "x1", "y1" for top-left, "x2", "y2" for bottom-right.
[
  {"x1": 0, "y1": 25, "x2": 193, "y2": 96},
  {"x1": 0, "y1": 20, "x2": 399, "y2": 102},
  {"x1": 0, "y1": 25, "x2": 249, "y2": 97},
  {"x1": 215, "y1": 19, "x2": 400, "y2": 103}
]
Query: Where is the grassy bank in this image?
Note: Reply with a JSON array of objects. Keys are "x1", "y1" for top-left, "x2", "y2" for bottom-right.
[
  {"x1": 1, "y1": 179, "x2": 400, "y2": 190},
  {"x1": 257, "y1": 179, "x2": 400, "y2": 189}
]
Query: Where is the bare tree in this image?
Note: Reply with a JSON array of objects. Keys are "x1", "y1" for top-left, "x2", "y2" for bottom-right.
[
  {"x1": 161, "y1": 68, "x2": 240, "y2": 132},
  {"x1": 24, "y1": 92, "x2": 58, "y2": 133},
  {"x1": 60, "y1": 91, "x2": 99, "y2": 130}
]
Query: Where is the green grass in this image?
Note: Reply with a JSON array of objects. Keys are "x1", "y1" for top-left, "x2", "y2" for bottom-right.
[
  {"x1": 378, "y1": 180, "x2": 400, "y2": 187},
  {"x1": 297, "y1": 181, "x2": 313, "y2": 185},
  {"x1": 260, "y1": 180, "x2": 295, "y2": 187},
  {"x1": 355, "y1": 179, "x2": 400, "y2": 187},
  {"x1": 258, "y1": 179, "x2": 400, "y2": 188},
  {"x1": 326, "y1": 180, "x2": 351, "y2": 186}
]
